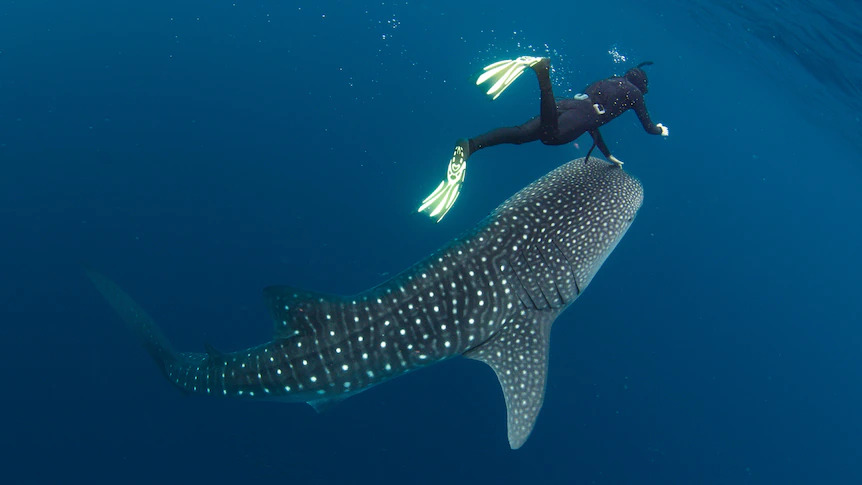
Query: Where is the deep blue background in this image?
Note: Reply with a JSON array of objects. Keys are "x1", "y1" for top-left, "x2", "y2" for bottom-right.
[{"x1": 2, "y1": 1, "x2": 861, "y2": 483}]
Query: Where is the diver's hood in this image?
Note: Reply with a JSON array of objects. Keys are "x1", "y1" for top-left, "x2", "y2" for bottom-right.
[{"x1": 625, "y1": 67, "x2": 648, "y2": 94}]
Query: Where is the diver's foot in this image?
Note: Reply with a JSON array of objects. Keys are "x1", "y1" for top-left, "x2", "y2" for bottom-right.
[
  {"x1": 418, "y1": 140, "x2": 470, "y2": 222},
  {"x1": 530, "y1": 57, "x2": 550, "y2": 75},
  {"x1": 476, "y1": 56, "x2": 546, "y2": 100},
  {"x1": 455, "y1": 138, "x2": 471, "y2": 160}
]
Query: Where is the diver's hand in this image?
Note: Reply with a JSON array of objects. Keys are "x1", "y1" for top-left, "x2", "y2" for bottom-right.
[
  {"x1": 608, "y1": 155, "x2": 624, "y2": 167},
  {"x1": 657, "y1": 123, "x2": 669, "y2": 136}
]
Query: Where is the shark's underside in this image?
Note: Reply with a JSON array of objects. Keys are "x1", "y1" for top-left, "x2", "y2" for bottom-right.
[{"x1": 88, "y1": 156, "x2": 643, "y2": 449}]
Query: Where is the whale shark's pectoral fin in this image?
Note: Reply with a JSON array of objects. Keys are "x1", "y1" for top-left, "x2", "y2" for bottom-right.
[{"x1": 465, "y1": 311, "x2": 556, "y2": 449}]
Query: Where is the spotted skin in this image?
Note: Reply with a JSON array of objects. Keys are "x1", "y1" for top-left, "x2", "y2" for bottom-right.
[{"x1": 88, "y1": 156, "x2": 643, "y2": 449}]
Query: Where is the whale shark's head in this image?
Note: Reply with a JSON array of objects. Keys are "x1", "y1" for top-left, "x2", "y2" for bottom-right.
[{"x1": 491, "y1": 157, "x2": 643, "y2": 298}]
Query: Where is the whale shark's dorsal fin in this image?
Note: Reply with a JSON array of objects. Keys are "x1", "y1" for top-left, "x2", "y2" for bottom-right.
[
  {"x1": 263, "y1": 286, "x2": 348, "y2": 339},
  {"x1": 465, "y1": 310, "x2": 556, "y2": 449}
]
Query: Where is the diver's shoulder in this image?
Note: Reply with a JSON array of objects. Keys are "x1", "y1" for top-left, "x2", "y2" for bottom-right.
[{"x1": 589, "y1": 77, "x2": 626, "y2": 91}]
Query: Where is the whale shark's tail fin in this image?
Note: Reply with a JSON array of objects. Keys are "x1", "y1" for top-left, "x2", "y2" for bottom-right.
[{"x1": 85, "y1": 268, "x2": 179, "y2": 379}]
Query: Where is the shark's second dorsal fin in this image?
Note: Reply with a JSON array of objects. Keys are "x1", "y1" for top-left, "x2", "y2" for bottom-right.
[
  {"x1": 263, "y1": 286, "x2": 346, "y2": 339},
  {"x1": 204, "y1": 343, "x2": 227, "y2": 364},
  {"x1": 464, "y1": 310, "x2": 557, "y2": 449}
]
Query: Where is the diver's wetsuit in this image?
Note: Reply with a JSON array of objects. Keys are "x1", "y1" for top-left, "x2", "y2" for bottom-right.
[{"x1": 468, "y1": 65, "x2": 663, "y2": 159}]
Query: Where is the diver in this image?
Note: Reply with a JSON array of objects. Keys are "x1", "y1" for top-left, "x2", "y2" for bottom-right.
[{"x1": 419, "y1": 56, "x2": 669, "y2": 221}]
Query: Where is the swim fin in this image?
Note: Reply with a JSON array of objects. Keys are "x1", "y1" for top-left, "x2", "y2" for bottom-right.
[
  {"x1": 418, "y1": 140, "x2": 470, "y2": 222},
  {"x1": 476, "y1": 56, "x2": 545, "y2": 100}
]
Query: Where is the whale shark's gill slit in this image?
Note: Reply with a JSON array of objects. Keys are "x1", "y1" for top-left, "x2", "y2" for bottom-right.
[
  {"x1": 552, "y1": 280, "x2": 565, "y2": 305},
  {"x1": 516, "y1": 246, "x2": 549, "y2": 310},
  {"x1": 530, "y1": 244, "x2": 558, "y2": 309},
  {"x1": 552, "y1": 238, "x2": 580, "y2": 296},
  {"x1": 536, "y1": 242, "x2": 566, "y2": 308},
  {"x1": 533, "y1": 245, "x2": 567, "y2": 308},
  {"x1": 507, "y1": 252, "x2": 540, "y2": 310}
]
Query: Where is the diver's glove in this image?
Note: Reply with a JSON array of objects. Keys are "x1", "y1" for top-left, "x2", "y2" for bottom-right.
[
  {"x1": 608, "y1": 155, "x2": 624, "y2": 168},
  {"x1": 476, "y1": 56, "x2": 546, "y2": 100},
  {"x1": 656, "y1": 123, "x2": 669, "y2": 136},
  {"x1": 418, "y1": 142, "x2": 469, "y2": 222}
]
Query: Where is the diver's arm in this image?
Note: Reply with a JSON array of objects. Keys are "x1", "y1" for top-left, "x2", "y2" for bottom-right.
[
  {"x1": 632, "y1": 91, "x2": 664, "y2": 135},
  {"x1": 589, "y1": 129, "x2": 612, "y2": 158},
  {"x1": 590, "y1": 129, "x2": 624, "y2": 167}
]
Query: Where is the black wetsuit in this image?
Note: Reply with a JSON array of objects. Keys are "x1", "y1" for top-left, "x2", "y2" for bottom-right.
[{"x1": 468, "y1": 68, "x2": 663, "y2": 159}]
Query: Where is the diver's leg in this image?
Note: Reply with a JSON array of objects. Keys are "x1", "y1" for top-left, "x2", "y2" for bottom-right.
[
  {"x1": 530, "y1": 58, "x2": 559, "y2": 138},
  {"x1": 470, "y1": 118, "x2": 542, "y2": 151},
  {"x1": 418, "y1": 119, "x2": 541, "y2": 222}
]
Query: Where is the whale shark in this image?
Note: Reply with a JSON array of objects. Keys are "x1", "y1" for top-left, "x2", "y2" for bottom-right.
[{"x1": 87, "y1": 156, "x2": 643, "y2": 449}]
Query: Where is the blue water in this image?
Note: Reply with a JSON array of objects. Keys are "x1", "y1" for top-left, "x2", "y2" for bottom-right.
[{"x1": 2, "y1": 1, "x2": 861, "y2": 483}]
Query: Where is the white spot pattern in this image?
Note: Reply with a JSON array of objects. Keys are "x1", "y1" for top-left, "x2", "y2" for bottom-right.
[{"x1": 126, "y1": 157, "x2": 641, "y2": 450}]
